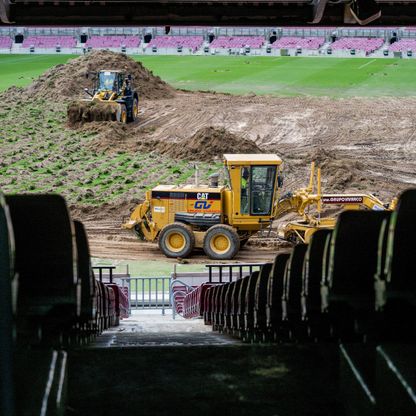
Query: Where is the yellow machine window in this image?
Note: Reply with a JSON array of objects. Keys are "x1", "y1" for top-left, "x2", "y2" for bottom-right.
[
  {"x1": 240, "y1": 166, "x2": 250, "y2": 215},
  {"x1": 250, "y1": 165, "x2": 276, "y2": 216},
  {"x1": 98, "y1": 72, "x2": 121, "y2": 92}
]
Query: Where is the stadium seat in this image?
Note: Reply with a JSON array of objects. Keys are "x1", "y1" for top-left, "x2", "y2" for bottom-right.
[
  {"x1": 0, "y1": 193, "x2": 16, "y2": 416},
  {"x1": 74, "y1": 221, "x2": 96, "y2": 342},
  {"x1": 222, "y1": 281, "x2": 236, "y2": 334},
  {"x1": 382, "y1": 189, "x2": 416, "y2": 342},
  {"x1": 323, "y1": 210, "x2": 390, "y2": 341},
  {"x1": 253, "y1": 263, "x2": 273, "y2": 342},
  {"x1": 6, "y1": 194, "x2": 80, "y2": 346},
  {"x1": 281, "y1": 244, "x2": 308, "y2": 341},
  {"x1": 229, "y1": 277, "x2": 244, "y2": 336},
  {"x1": 203, "y1": 286, "x2": 214, "y2": 324},
  {"x1": 266, "y1": 253, "x2": 290, "y2": 341},
  {"x1": 235, "y1": 274, "x2": 252, "y2": 339},
  {"x1": 302, "y1": 229, "x2": 332, "y2": 340},
  {"x1": 216, "y1": 282, "x2": 230, "y2": 332},
  {"x1": 242, "y1": 271, "x2": 260, "y2": 342}
]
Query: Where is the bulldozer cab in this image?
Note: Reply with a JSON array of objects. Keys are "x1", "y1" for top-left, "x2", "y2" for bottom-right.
[
  {"x1": 97, "y1": 70, "x2": 125, "y2": 93},
  {"x1": 223, "y1": 154, "x2": 282, "y2": 226}
]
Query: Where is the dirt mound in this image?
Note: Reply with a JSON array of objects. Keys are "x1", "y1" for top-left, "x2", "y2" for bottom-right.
[
  {"x1": 9, "y1": 50, "x2": 175, "y2": 102},
  {"x1": 158, "y1": 127, "x2": 262, "y2": 161},
  {"x1": 306, "y1": 148, "x2": 367, "y2": 191}
]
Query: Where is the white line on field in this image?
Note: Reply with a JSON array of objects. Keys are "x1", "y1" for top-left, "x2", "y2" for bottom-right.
[{"x1": 358, "y1": 59, "x2": 376, "y2": 69}]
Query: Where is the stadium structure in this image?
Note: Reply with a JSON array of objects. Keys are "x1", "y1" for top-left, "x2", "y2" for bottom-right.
[{"x1": 1, "y1": 25, "x2": 416, "y2": 58}]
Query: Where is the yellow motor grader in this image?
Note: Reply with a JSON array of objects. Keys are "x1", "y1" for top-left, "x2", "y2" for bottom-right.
[
  {"x1": 123, "y1": 154, "x2": 394, "y2": 260},
  {"x1": 71, "y1": 70, "x2": 139, "y2": 124}
]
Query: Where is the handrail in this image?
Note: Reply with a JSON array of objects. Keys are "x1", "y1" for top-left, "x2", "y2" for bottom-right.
[{"x1": 205, "y1": 262, "x2": 267, "y2": 282}]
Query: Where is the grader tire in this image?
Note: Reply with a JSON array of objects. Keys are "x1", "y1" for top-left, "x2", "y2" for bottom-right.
[
  {"x1": 203, "y1": 224, "x2": 240, "y2": 260},
  {"x1": 158, "y1": 222, "x2": 195, "y2": 258}
]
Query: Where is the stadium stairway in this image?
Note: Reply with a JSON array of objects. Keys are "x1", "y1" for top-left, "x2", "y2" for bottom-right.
[{"x1": 67, "y1": 343, "x2": 342, "y2": 416}]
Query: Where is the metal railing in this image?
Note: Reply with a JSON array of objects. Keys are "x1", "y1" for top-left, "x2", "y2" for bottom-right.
[
  {"x1": 205, "y1": 262, "x2": 267, "y2": 283},
  {"x1": 120, "y1": 277, "x2": 171, "y2": 315}
]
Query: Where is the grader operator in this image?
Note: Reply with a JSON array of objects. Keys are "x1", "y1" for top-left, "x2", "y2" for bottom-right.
[{"x1": 123, "y1": 154, "x2": 392, "y2": 260}]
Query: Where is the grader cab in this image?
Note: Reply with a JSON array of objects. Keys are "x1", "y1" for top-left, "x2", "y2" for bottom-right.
[{"x1": 123, "y1": 154, "x2": 283, "y2": 260}]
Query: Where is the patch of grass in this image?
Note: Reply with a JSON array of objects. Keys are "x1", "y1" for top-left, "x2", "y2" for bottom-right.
[{"x1": 135, "y1": 55, "x2": 416, "y2": 97}]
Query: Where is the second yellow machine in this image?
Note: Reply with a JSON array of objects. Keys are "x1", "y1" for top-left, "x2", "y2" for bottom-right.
[
  {"x1": 123, "y1": 154, "x2": 283, "y2": 260},
  {"x1": 123, "y1": 153, "x2": 392, "y2": 260}
]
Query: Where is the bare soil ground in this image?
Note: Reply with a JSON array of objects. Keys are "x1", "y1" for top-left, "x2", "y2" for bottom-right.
[
  {"x1": 2, "y1": 51, "x2": 416, "y2": 262},
  {"x1": 79, "y1": 91, "x2": 416, "y2": 262}
]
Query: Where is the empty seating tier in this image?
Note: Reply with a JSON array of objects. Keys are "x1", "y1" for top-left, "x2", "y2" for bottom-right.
[
  {"x1": 0, "y1": 36, "x2": 12, "y2": 48},
  {"x1": 330, "y1": 37, "x2": 384, "y2": 53},
  {"x1": 210, "y1": 36, "x2": 264, "y2": 49},
  {"x1": 147, "y1": 35, "x2": 203, "y2": 51},
  {"x1": 271, "y1": 36, "x2": 325, "y2": 49},
  {"x1": 86, "y1": 35, "x2": 141, "y2": 48},
  {"x1": 22, "y1": 36, "x2": 76, "y2": 48},
  {"x1": 389, "y1": 39, "x2": 416, "y2": 52}
]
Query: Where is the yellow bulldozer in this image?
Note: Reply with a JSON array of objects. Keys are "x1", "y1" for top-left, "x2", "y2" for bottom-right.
[
  {"x1": 123, "y1": 154, "x2": 393, "y2": 260},
  {"x1": 68, "y1": 70, "x2": 139, "y2": 124}
]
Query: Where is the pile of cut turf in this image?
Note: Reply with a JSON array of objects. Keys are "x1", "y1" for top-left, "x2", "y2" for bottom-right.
[
  {"x1": 4, "y1": 50, "x2": 175, "y2": 102},
  {"x1": 158, "y1": 126, "x2": 262, "y2": 161}
]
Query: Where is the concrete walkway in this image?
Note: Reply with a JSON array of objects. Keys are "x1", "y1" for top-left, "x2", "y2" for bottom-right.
[{"x1": 92, "y1": 310, "x2": 240, "y2": 347}]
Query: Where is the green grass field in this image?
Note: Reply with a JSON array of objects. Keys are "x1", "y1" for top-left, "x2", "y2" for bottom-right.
[{"x1": 1, "y1": 54, "x2": 416, "y2": 97}]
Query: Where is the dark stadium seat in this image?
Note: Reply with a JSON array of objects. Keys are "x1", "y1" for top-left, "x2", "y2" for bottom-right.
[
  {"x1": 281, "y1": 244, "x2": 308, "y2": 340},
  {"x1": 242, "y1": 270, "x2": 261, "y2": 342},
  {"x1": 0, "y1": 193, "x2": 16, "y2": 416},
  {"x1": 208, "y1": 285, "x2": 219, "y2": 326},
  {"x1": 213, "y1": 283, "x2": 227, "y2": 331},
  {"x1": 253, "y1": 263, "x2": 273, "y2": 342},
  {"x1": 74, "y1": 221, "x2": 96, "y2": 340},
  {"x1": 235, "y1": 274, "x2": 251, "y2": 338},
  {"x1": 216, "y1": 282, "x2": 230, "y2": 332},
  {"x1": 382, "y1": 189, "x2": 416, "y2": 342},
  {"x1": 230, "y1": 277, "x2": 244, "y2": 335},
  {"x1": 323, "y1": 210, "x2": 390, "y2": 341},
  {"x1": 266, "y1": 253, "x2": 290, "y2": 341},
  {"x1": 203, "y1": 286, "x2": 214, "y2": 325},
  {"x1": 302, "y1": 229, "x2": 332, "y2": 339},
  {"x1": 5, "y1": 194, "x2": 80, "y2": 345},
  {"x1": 222, "y1": 281, "x2": 236, "y2": 334}
]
